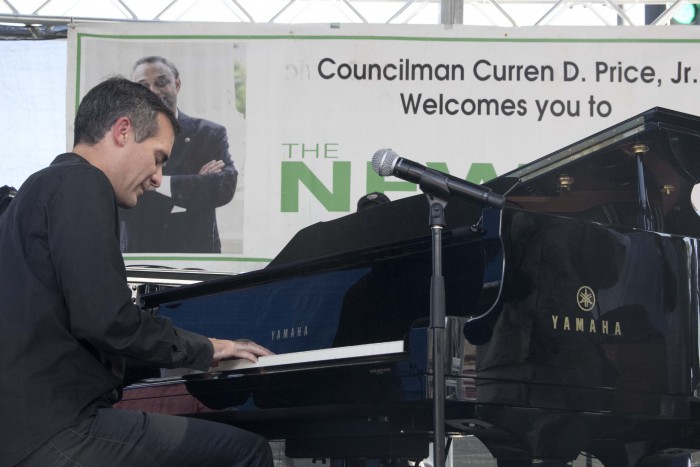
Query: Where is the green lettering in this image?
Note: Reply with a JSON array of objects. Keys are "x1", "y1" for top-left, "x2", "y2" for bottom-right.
[
  {"x1": 281, "y1": 161, "x2": 351, "y2": 212},
  {"x1": 465, "y1": 163, "x2": 498, "y2": 184}
]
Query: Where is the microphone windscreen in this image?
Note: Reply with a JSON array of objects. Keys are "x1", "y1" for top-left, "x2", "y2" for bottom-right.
[{"x1": 371, "y1": 148, "x2": 398, "y2": 176}]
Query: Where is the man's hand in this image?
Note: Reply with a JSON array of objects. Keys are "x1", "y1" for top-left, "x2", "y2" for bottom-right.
[
  {"x1": 209, "y1": 338, "x2": 274, "y2": 366},
  {"x1": 199, "y1": 160, "x2": 226, "y2": 175}
]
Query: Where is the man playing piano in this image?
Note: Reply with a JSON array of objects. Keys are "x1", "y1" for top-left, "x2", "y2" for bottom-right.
[{"x1": 0, "y1": 77, "x2": 273, "y2": 467}]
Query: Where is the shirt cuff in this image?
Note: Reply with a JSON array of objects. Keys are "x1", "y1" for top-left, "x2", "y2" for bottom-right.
[{"x1": 171, "y1": 327, "x2": 214, "y2": 372}]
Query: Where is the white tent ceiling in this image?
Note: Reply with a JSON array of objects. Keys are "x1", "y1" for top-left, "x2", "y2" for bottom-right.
[{"x1": 0, "y1": 0, "x2": 689, "y2": 29}]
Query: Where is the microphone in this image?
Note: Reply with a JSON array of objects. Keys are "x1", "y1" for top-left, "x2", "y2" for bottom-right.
[{"x1": 371, "y1": 148, "x2": 505, "y2": 209}]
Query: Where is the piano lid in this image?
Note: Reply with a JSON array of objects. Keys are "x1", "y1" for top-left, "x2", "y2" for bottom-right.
[
  {"x1": 485, "y1": 107, "x2": 700, "y2": 237},
  {"x1": 489, "y1": 107, "x2": 700, "y2": 189}
]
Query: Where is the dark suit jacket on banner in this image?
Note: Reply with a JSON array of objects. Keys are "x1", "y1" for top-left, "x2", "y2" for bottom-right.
[{"x1": 119, "y1": 111, "x2": 238, "y2": 253}]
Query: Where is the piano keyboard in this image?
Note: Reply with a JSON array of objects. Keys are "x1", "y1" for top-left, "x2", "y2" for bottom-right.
[{"x1": 210, "y1": 340, "x2": 405, "y2": 373}]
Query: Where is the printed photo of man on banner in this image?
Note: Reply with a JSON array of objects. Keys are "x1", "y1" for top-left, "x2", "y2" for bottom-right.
[{"x1": 77, "y1": 40, "x2": 247, "y2": 256}]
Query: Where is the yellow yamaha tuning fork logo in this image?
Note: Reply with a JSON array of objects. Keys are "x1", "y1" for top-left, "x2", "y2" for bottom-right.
[
  {"x1": 577, "y1": 286, "x2": 595, "y2": 312},
  {"x1": 552, "y1": 285, "x2": 620, "y2": 335}
]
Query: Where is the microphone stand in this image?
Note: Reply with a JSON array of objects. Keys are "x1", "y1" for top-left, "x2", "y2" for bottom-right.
[{"x1": 420, "y1": 173, "x2": 451, "y2": 467}]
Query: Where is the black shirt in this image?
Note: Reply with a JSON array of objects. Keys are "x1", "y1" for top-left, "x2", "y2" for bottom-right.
[{"x1": 0, "y1": 153, "x2": 214, "y2": 466}]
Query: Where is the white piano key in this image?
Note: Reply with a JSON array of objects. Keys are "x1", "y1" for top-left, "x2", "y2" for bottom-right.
[{"x1": 211, "y1": 340, "x2": 405, "y2": 373}]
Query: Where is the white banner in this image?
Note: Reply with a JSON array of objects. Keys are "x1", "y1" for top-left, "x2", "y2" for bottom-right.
[{"x1": 67, "y1": 23, "x2": 700, "y2": 272}]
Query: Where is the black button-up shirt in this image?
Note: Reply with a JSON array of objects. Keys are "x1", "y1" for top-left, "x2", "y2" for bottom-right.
[{"x1": 0, "y1": 154, "x2": 214, "y2": 466}]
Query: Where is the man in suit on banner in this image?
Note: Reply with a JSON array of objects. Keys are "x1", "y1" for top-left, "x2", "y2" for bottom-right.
[{"x1": 119, "y1": 55, "x2": 237, "y2": 253}]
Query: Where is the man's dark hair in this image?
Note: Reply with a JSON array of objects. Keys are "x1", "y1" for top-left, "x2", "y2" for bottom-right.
[
  {"x1": 133, "y1": 56, "x2": 180, "y2": 79},
  {"x1": 73, "y1": 76, "x2": 179, "y2": 146}
]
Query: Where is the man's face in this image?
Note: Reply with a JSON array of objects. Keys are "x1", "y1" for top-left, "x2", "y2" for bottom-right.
[
  {"x1": 114, "y1": 113, "x2": 175, "y2": 208},
  {"x1": 132, "y1": 61, "x2": 180, "y2": 114}
]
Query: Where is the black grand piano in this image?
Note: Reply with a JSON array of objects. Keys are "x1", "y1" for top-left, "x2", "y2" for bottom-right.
[{"x1": 120, "y1": 107, "x2": 700, "y2": 466}]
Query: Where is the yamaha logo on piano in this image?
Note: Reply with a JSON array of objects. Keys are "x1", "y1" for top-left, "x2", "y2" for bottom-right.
[
  {"x1": 550, "y1": 285, "x2": 622, "y2": 336},
  {"x1": 576, "y1": 286, "x2": 595, "y2": 312},
  {"x1": 271, "y1": 325, "x2": 309, "y2": 341}
]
